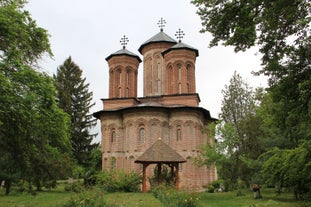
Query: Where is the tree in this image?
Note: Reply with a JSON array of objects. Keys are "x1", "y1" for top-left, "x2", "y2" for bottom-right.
[
  {"x1": 192, "y1": 0, "x2": 311, "y2": 197},
  {"x1": 196, "y1": 72, "x2": 264, "y2": 191},
  {"x1": 0, "y1": 0, "x2": 52, "y2": 66},
  {"x1": 54, "y1": 56, "x2": 98, "y2": 168},
  {"x1": 260, "y1": 140, "x2": 311, "y2": 200},
  {"x1": 0, "y1": 65, "x2": 72, "y2": 194},
  {"x1": 0, "y1": 0, "x2": 72, "y2": 194},
  {"x1": 191, "y1": 0, "x2": 311, "y2": 144}
]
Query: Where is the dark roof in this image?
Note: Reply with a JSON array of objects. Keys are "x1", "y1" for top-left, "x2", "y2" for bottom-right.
[
  {"x1": 135, "y1": 139, "x2": 186, "y2": 164},
  {"x1": 162, "y1": 41, "x2": 199, "y2": 57},
  {"x1": 93, "y1": 100, "x2": 217, "y2": 122},
  {"x1": 106, "y1": 48, "x2": 142, "y2": 62},
  {"x1": 138, "y1": 31, "x2": 177, "y2": 54}
]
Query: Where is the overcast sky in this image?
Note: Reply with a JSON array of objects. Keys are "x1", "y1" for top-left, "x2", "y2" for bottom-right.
[{"x1": 26, "y1": 0, "x2": 267, "y2": 142}]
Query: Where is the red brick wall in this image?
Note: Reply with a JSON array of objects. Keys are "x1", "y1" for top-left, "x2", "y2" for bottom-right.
[
  {"x1": 106, "y1": 55, "x2": 140, "y2": 99},
  {"x1": 99, "y1": 108, "x2": 217, "y2": 191}
]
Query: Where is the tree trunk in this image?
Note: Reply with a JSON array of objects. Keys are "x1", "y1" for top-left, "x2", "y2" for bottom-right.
[{"x1": 4, "y1": 179, "x2": 11, "y2": 195}]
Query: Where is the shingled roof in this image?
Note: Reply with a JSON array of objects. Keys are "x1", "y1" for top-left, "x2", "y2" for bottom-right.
[
  {"x1": 135, "y1": 139, "x2": 186, "y2": 164},
  {"x1": 105, "y1": 48, "x2": 142, "y2": 62},
  {"x1": 138, "y1": 31, "x2": 177, "y2": 54}
]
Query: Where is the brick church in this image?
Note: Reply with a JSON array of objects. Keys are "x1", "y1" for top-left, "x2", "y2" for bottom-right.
[{"x1": 94, "y1": 20, "x2": 217, "y2": 191}]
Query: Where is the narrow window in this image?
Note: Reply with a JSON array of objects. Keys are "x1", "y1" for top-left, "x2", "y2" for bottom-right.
[
  {"x1": 157, "y1": 62, "x2": 161, "y2": 79},
  {"x1": 140, "y1": 128, "x2": 145, "y2": 143},
  {"x1": 111, "y1": 130, "x2": 116, "y2": 142},
  {"x1": 178, "y1": 83, "x2": 182, "y2": 94},
  {"x1": 118, "y1": 87, "x2": 122, "y2": 98},
  {"x1": 186, "y1": 64, "x2": 191, "y2": 81},
  {"x1": 177, "y1": 128, "x2": 182, "y2": 141},
  {"x1": 157, "y1": 80, "x2": 161, "y2": 94},
  {"x1": 126, "y1": 70, "x2": 129, "y2": 86},
  {"x1": 119, "y1": 70, "x2": 122, "y2": 86},
  {"x1": 178, "y1": 64, "x2": 182, "y2": 81}
]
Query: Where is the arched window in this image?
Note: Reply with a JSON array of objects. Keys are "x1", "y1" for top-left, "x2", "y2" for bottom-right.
[
  {"x1": 111, "y1": 129, "x2": 116, "y2": 142},
  {"x1": 126, "y1": 70, "x2": 129, "y2": 86},
  {"x1": 186, "y1": 64, "x2": 191, "y2": 81},
  {"x1": 177, "y1": 64, "x2": 182, "y2": 81},
  {"x1": 139, "y1": 127, "x2": 145, "y2": 143},
  {"x1": 177, "y1": 128, "x2": 182, "y2": 141},
  {"x1": 119, "y1": 70, "x2": 122, "y2": 86},
  {"x1": 157, "y1": 62, "x2": 161, "y2": 79}
]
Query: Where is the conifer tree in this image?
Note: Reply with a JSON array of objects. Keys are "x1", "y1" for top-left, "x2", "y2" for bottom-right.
[{"x1": 54, "y1": 56, "x2": 98, "y2": 168}]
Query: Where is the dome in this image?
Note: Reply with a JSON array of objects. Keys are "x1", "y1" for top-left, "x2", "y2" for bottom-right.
[
  {"x1": 162, "y1": 41, "x2": 199, "y2": 57},
  {"x1": 106, "y1": 48, "x2": 142, "y2": 62},
  {"x1": 138, "y1": 30, "x2": 177, "y2": 54}
]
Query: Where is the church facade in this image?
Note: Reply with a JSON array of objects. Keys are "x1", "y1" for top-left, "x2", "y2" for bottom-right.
[{"x1": 94, "y1": 23, "x2": 217, "y2": 191}]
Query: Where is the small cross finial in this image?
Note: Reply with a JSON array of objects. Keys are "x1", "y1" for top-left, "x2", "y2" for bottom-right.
[
  {"x1": 120, "y1": 35, "x2": 129, "y2": 49},
  {"x1": 175, "y1": 28, "x2": 185, "y2": 42},
  {"x1": 157, "y1": 17, "x2": 166, "y2": 32}
]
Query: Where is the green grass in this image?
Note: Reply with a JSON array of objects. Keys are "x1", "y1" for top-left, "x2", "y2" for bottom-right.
[
  {"x1": 199, "y1": 189, "x2": 311, "y2": 207},
  {"x1": 0, "y1": 190, "x2": 71, "y2": 207},
  {"x1": 0, "y1": 187, "x2": 310, "y2": 207},
  {"x1": 105, "y1": 193, "x2": 163, "y2": 207}
]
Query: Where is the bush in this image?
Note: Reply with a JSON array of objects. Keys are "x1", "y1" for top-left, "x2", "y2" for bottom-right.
[
  {"x1": 59, "y1": 191, "x2": 119, "y2": 207},
  {"x1": 96, "y1": 170, "x2": 141, "y2": 192},
  {"x1": 152, "y1": 185, "x2": 200, "y2": 207},
  {"x1": 64, "y1": 181, "x2": 84, "y2": 193},
  {"x1": 207, "y1": 184, "x2": 215, "y2": 193}
]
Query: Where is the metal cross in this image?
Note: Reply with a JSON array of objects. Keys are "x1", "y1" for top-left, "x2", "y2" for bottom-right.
[
  {"x1": 120, "y1": 35, "x2": 129, "y2": 49},
  {"x1": 157, "y1": 17, "x2": 166, "y2": 32},
  {"x1": 175, "y1": 28, "x2": 185, "y2": 42}
]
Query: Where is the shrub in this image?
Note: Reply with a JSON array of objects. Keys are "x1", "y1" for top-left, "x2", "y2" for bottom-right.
[
  {"x1": 149, "y1": 165, "x2": 176, "y2": 190},
  {"x1": 152, "y1": 185, "x2": 200, "y2": 207},
  {"x1": 96, "y1": 170, "x2": 141, "y2": 192},
  {"x1": 207, "y1": 184, "x2": 215, "y2": 193},
  {"x1": 59, "y1": 191, "x2": 119, "y2": 207},
  {"x1": 64, "y1": 181, "x2": 84, "y2": 193}
]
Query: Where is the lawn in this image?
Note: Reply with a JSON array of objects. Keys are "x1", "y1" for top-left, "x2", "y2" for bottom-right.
[
  {"x1": 199, "y1": 190, "x2": 311, "y2": 207},
  {"x1": 0, "y1": 187, "x2": 310, "y2": 207}
]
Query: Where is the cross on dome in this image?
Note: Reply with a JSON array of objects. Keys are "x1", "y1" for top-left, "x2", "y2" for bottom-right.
[
  {"x1": 175, "y1": 28, "x2": 185, "y2": 42},
  {"x1": 120, "y1": 35, "x2": 129, "y2": 49},
  {"x1": 157, "y1": 17, "x2": 166, "y2": 32}
]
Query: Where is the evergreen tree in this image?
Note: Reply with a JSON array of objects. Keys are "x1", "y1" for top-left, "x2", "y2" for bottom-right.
[{"x1": 54, "y1": 56, "x2": 98, "y2": 168}]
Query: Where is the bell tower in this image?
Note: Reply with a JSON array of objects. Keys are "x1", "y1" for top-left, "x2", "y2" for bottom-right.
[
  {"x1": 162, "y1": 29, "x2": 198, "y2": 95},
  {"x1": 138, "y1": 18, "x2": 177, "y2": 96},
  {"x1": 106, "y1": 35, "x2": 141, "y2": 99}
]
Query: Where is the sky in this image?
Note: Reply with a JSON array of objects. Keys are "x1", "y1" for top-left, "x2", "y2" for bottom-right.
[{"x1": 26, "y1": 0, "x2": 267, "y2": 142}]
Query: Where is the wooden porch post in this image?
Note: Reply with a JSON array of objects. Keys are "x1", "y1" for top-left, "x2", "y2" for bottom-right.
[
  {"x1": 157, "y1": 163, "x2": 162, "y2": 185},
  {"x1": 175, "y1": 163, "x2": 179, "y2": 190},
  {"x1": 142, "y1": 163, "x2": 148, "y2": 193}
]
